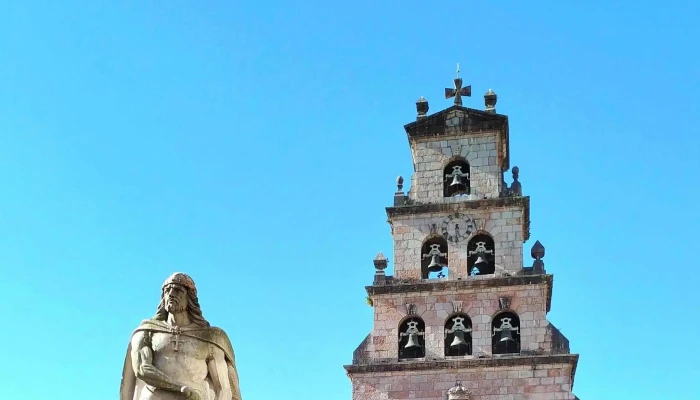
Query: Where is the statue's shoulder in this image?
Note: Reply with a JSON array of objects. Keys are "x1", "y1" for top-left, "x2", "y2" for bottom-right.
[
  {"x1": 205, "y1": 326, "x2": 232, "y2": 344},
  {"x1": 207, "y1": 325, "x2": 228, "y2": 336},
  {"x1": 132, "y1": 319, "x2": 168, "y2": 334},
  {"x1": 202, "y1": 325, "x2": 236, "y2": 358}
]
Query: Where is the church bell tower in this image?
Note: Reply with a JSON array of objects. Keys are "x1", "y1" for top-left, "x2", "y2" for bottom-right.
[{"x1": 345, "y1": 66, "x2": 581, "y2": 400}]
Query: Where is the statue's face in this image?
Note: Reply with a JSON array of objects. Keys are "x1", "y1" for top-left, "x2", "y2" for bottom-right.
[{"x1": 163, "y1": 283, "x2": 188, "y2": 313}]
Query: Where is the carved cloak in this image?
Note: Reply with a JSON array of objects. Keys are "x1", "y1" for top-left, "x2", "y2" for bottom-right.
[{"x1": 120, "y1": 320, "x2": 242, "y2": 400}]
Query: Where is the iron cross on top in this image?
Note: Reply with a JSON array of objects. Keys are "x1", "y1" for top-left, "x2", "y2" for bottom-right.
[{"x1": 445, "y1": 63, "x2": 472, "y2": 106}]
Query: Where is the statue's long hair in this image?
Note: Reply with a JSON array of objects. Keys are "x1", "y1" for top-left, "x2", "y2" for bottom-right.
[{"x1": 152, "y1": 287, "x2": 210, "y2": 327}]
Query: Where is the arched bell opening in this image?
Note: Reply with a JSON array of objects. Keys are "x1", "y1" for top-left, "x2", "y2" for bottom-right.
[
  {"x1": 421, "y1": 236, "x2": 448, "y2": 279},
  {"x1": 398, "y1": 317, "x2": 426, "y2": 360},
  {"x1": 491, "y1": 311, "x2": 521, "y2": 355},
  {"x1": 443, "y1": 159, "x2": 471, "y2": 197},
  {"x1": 444, "y1": 314, "x2": 472, "y2": 356},
  {"x1": 467, "y1": 234, "x2": 495, "y2": 276}
]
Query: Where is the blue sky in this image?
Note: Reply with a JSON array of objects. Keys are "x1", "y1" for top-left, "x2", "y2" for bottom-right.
[{"x1": 0, "y1": 1, "x2": 698, "y2": 399}]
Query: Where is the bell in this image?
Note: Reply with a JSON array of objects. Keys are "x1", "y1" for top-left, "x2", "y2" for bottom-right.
[
  {"x1": 450, "y1": 174, "x2": 464, "y2": 187},
  {"x1": 404, "y1": 333, "x2": 422, "y2": 349},
  {"x1": 449, "y1": 330, "x2": 468, "y2": 349},
  {"x1": 471, "y1": 256, "x2": 489, "y2": 275},
  {"x1": 474, "y1": 256, "x2": 488, "y2": 268},
  {"x1": 495, "y1": 327, "x2": 519, "y2": 353},
  {"x1": 427, "y1": 254, "x2": 443, "y2": 272},
  {"x1": 498, "y1": 327, "x2": 516, "y2": 344}
]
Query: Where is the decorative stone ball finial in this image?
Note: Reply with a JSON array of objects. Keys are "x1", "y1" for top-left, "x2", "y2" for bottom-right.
[
  {"x1": 396, "y1": 175, "x2": 404, "y2": 192},
  {"x1": 447, "y1": 381, "x2": 472, "y2": 400},
  {"x1": 416, "y1": 97, "x2": 429, "y2": 119},
  {"x1": 484, "y1": 88, "x2": 497, "y2": 113},
  {"x1": 373, "y1": 252, "x2": 388, "y2": 271}
]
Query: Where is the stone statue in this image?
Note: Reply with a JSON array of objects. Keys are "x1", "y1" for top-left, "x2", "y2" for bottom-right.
[{"x1": 120, "y1": 273, "x2": 242, "y2": 400}]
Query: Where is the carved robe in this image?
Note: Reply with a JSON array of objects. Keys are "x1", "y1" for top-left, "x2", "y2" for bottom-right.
[{"x1": 120, "y1": 319, "x2": 242, "y2": 400}]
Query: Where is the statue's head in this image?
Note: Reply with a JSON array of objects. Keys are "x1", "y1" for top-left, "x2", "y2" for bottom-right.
[{"x1": 153, "y1": 272, "x2": 210, "y2": 327}]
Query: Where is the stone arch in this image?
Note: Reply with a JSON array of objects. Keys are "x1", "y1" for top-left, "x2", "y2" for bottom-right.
[
  {"x1": 421, "y1": 235, "x2": 448, "y2": 279},
  {"x1": 491, "y1": 310, "x2": 521, "y2": 355},
  {"x1": 398, "y1": 316, "x2": 426, "y2": 359},
  {"x1": 444, "y1": 313, "x2": 472, "y2": 356},
  {"x1": 467, "y1": 233, "x2": 496, "y2": 276},
  {"x1": 443, "y1": 158, "x2": 471, "y2": 197}
]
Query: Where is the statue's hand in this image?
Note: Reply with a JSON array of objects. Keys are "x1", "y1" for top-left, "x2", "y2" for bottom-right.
[
  {"x1": 140, "y1": 363, "x2": 159, "y2": 376},
  {"x1": 181, "y1": 386, "x2": 202, "y2": 400}
]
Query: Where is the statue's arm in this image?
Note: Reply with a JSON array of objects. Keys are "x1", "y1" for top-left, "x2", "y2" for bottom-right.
[
  {"x1": 130, "y1": 331, "x2": 185, "y2": 393},
  {"x1": 207, "y1": 345, "x2": 233, "y2": 400}
]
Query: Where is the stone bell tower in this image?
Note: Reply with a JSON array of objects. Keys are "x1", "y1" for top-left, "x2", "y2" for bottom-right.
[{"x1": 345, "y1": 66, "x2": 581, "y2": 400}]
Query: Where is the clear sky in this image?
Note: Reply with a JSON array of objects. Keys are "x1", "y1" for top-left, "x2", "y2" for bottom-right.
[{"x1": 0, "y1": 1, "x2": 698, "y2": 399}]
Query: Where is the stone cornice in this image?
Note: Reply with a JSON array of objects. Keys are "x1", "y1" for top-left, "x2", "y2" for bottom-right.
[
  {"x1": 367, "y1": 274, "x2": 553, "y2": 312},
  {"x1": 344, "y1": 354, "x2": 579, "y2": 386},
  {"x1": 386, "y1": 196, "x2": 531, "y2": 241},
  {"x1": 402, "y1": 105, "x2": 510, "y2": 171}
]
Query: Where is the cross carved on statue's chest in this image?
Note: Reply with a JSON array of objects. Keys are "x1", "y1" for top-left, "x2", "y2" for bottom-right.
[{"x1": 170, "y1": 326, "x2": 182, "y2": 351}]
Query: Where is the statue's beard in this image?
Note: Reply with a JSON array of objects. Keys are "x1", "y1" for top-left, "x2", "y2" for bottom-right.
[{"x1": 164, "y1": 297, "x2": 187, "y2": 313}]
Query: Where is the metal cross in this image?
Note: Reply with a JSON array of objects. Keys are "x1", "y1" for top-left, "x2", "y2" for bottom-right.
[
  {"x1": 445, "y1": 63, "x2": 472, "y2": 106},
  {"x1": 170, "y1": 326, "x2": 182, "y2": 351}
]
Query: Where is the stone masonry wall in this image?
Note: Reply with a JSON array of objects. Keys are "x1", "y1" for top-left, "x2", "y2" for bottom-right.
[
  {"x1": 408, "y1": 131, "x2": 504, "y2": 203},
  {"x1": 354, "y1": 283, "x2": 553, "y2": 362},
  {"x1": 390, "y1": 206, "x2": 525, "y2": 279},
  {"x1": 349, "y1": 364, "x2": 577, "y2": 400}
]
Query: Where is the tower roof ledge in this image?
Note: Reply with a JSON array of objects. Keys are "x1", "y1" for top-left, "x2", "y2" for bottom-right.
[
  {"x1": 404, "y1": 105, "x2": 508, "y2": 134},
  {"x1": 386, "y1": 196, "x2": 531, "y2": 242},
  {"x1": 366, "y1": 273, "x2": 552, "y2": 312},
  {"x1": 344, "y1": 353, "x2": 579, "y2": 386},
  {"x1": 403, "y1": 105, "x2": 510, "y2": 171}
]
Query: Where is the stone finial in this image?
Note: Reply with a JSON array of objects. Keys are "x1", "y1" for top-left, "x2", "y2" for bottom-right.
[
  {"x1": 396, "y1": 176, "x2": 404, "y2": 192},
  {"x1": 531, "y1": 240, "x2": 545, "y2": 273},
  {"x1": 447, "y1": 381, "x2": 472, "y2": 400},
  {"x1": 509, "y1": 166, "x2": 522, "y2": 196},
  {"x1": 394, "y1": 175, "x2": 408, "y2": 206},
  {"x1": 416, "y1": 97, "x2": 429, "y2": 119},
  {"x1": 484, "y1": 88, "x2": 497, "y2": 113},
  {"x1": 531, "y1": 240, "x2": 545, "y2": 260},
  {"x1": 373, "y1": 252, "x2": 388, "y2": 271}
]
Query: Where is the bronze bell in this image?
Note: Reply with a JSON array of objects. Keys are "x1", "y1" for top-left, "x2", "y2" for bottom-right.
[
  {"x1": 472, "y1": 256, "x2": 489, "y2": 274},
  {"x1": 450, "y1": 174, "x2": 464, "y2": 187},
  {"x1": 498, "y1": 327, "x2": 516, "y2": 344},
  {"x1": 449, "y1": 330, "x2": 468, "y2": 349},
  {"x1": 495, "y1": 327, "x2": 519, "y2": 353},
  {"x1": 404, "y1": 333, "x2": 422, "y2": 349},
  {"x1": 474, "y1": 255, "x2": 488, "y2": 267},
  {"x1": 427, "y1": 254, "x2": 443, "y2": 272}
]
